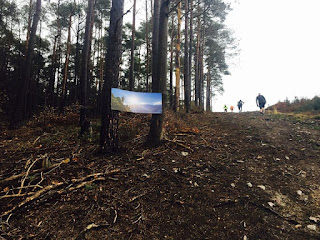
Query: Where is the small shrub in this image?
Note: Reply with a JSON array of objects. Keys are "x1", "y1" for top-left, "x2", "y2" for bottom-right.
[{"x1": 312, "y1": 96, "x2": 320, "y2": 111}]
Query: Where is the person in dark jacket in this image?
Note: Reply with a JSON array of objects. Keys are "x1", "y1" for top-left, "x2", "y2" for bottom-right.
[
  {"x1": 237, "y1": 100, "x2": 244, "y2": 112},
  {"x1": 256, "y1": 93, "x2": 266, "y2": 114}
]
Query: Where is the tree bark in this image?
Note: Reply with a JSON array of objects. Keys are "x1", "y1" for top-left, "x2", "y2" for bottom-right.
[
  {"x1": 199, "y1": 8, "x2": 206, "y2": 110},
  {"x1": 174, "y1": 1, "x2": 181, "y2": 112},
  {"x1": 151, "y1": 0, "x2": 160, "y2": 92},
  {"x1": 206, "y1": 67, "x2": 211, "y2": 112},
  {"x1": 189, "y1": 0, "x2": 193, "y2": 104},
  {"x1": 60, "y1": 12, "x2": 73, "y2": 114},
  {"x1": 145, "y1": 0, "x2": 150, "y2": 91},
  {"x1": 194, "y1": 9, "x2": 200, "y2": 106},
  {"x1": 74, "y1": 7, "x2": 82, "y2": 104},
  {"x1": 80, "y1": 0, "x2": 95, "y2": 135},
  {"x1": 199, "y1": 43, "x2": 204, "y2": 109},
  {"x1": 100, "y1": 0, "x2": 124, "y2": 151},
  {"x1": 129, "y1": 0, "x2": 136, "y2": 91},
  {"x1": 11, "y1": 0, "x2": 41, "y2": 127},
  {"x1": 48, "y1": 35, "x2": 58, "y2": 107},
  {"x1": 25, "y1": 0, "x2": 33, "y2": 55},
  {"x1": 48, "y1": 0, "x2": 61, "y2": 107},
  {"x1": 169, "y1": 15, "x2": 174, "y2": 109},
  {"x1": 184, "y1": 0, "x2": 190, "y2": 113},
  {"x1": 147, "y1": 0, "x2": 170, "y2": 146}
]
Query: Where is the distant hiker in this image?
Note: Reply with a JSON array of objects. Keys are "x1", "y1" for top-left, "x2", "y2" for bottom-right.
[
  {"x1": 256, "y1": 93, "x2": 266, "y2": 114},
  {"x1": 224, "y1": 105, "x2": 228, "y2": 112},
  {"x1": 237, "y1": 100, "x2": 244, "y2": 112},
  {"x1": 230, "y1": 105, "x2": 234, "y2": 112}
]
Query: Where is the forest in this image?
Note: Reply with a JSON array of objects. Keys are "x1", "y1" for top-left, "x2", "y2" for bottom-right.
[
  {"x1": 2, "y1": 0, "x2": 320, "y2": 239},
  {"x1": 0, "y1": 0, "x2": 235, "y2": 147}
]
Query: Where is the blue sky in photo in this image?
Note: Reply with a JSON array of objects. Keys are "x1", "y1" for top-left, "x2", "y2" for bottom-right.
[{"x1": 112, "y1": 88, "x2": 162, "y2": 106}]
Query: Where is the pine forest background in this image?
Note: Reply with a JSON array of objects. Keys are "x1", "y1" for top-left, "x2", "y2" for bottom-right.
[{"x1": 0, "y1": 0, "x2": 237, "y2": 144}]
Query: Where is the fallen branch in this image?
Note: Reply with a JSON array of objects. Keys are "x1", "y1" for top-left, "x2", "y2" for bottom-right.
[
  {"x1": 0, "y1": 158, "x2": 69, "y2": 185},
  {"x1": 18, "y1": 156, "x2": 43, "y2": 195},
  {"x1": 200, "y1": 137, "x2": 215, "y2": 149},
  {"x1": 1, "y1": 182, "x2": 64, "y2": 217},
  {"x1": 0, "y1": 169, "x2": 121, "y2": 218},
  {"x1": 165, "y1": 138, "x2": 194, "y2": 152},
  {"x1": 71, "y1": 169, "x2": 120, "y2": 183},
  {"x1": 0, "y1": 192, "x2": 30, "y2": 200},
  {"x1": 58, "y1": 177, "x2": 106, "y2": 194},
  {"x1": 0, "y1": 175, "x2": 44, "y2": 200}
]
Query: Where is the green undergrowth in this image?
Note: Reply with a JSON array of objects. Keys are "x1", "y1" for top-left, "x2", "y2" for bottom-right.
[{"x1": 268, "y1": 111, "x2": 320, "y2": 132}]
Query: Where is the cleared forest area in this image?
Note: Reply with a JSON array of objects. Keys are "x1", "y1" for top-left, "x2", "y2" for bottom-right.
[{"x1": 1, "y1": 109, "x2": 319, "y2": 239}]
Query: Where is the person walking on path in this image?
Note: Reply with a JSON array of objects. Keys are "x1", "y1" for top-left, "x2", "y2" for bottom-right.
[
  {"x1": 256, "y1": 93, "x2": 266, "y2": 114},
  {"x1": 237, "y1": 100, "x2": 244, "y2": 112},
  {"x1": 230, "y1": 105, "x2": 234, "y2": 112},
  {"x1": 224, "y1": 105, "x2": 228, "y2": 112}
]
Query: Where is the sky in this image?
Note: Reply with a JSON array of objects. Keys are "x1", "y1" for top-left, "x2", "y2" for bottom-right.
[
  {"x1": 124, "y1": 0, "x2": 320, "y2": 112},
  {"x1": 212, "y1": 0, "x2": 320, "y2": 112}
]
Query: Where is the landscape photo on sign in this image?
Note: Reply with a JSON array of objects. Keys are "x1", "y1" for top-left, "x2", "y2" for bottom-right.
[{"x1": 111, "y1": 88, "x2": 162, "y2": 114}]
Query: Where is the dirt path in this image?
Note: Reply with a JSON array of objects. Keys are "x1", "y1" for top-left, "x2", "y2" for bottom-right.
[{"x1": 0, "y1": 111, "x2": 319, "y2": 239}]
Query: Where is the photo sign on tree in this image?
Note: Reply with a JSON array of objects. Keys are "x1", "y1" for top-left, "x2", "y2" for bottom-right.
[{"x1": 111, "y1": 88, "x2": 162, "y2": 114}]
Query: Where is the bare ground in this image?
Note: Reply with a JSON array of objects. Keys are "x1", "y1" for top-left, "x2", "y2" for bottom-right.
[{"x1": 0, "y1": 110, "x2": 320, "y2": 239}]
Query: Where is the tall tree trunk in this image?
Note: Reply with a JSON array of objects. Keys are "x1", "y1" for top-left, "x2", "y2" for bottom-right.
[
  {"x1": 34, "y1": 19, "x2": 42, "y2": 107},
  {"x1": 129, "y1": 0, "x2": 136, "y2": 91},
  {"x1": 206, "y1": 67, "x2": 211, "y2": 112},
  {"x1": 99, "y1": 17, "x2": 104, "y2": 93},
  {"x1": 80, "y1": 0, "x2": 95, "y2": 135},
  {"x1": 25, "y1": 0, "x2": 33, "y2": 55},
  {"x1": 169, "y1": 15, "x2": 174, "y2": 108},
  {"x1": 145, "y1": 0, "x2": 150, "y2": 91},
  {"x1": 199, "y1": 44, "x2": 204, "y2": 109},
  {"x1": 94, "y1": 27, "x2": 99, "y2": 91},
  {"x1": 199, "y1": 9, "x2": 206, "y2": 110},
  {"x1": 151, "y1": 0, "x2": 160, "y2": 91},
  {"x1": 48, "y1": 35, "x2": 58, "y2": 107},
  {"x1": 174, "y1": 1, "x2": 181, "y2": 112},
  {"x1": 74, "y1": 8, "x2": 82, "y2": 103},
  {"x1": 189, "y1": 0, "x2": 193, "y2": 103},
  {"x1": 88, "y1": 3, "x2": 95, "y2": 95},
  {"x1": 60, "y1": 13, "x2": 73, "y2": 114},
  {"x1": 100, "y1": 0, "x2": 124, "y2": 151},
  {"x1": 147, "y1": 0, "x2": 170, "y2": 146},
  {"x1": 48, "y1": 0, "x2": 61, "y2": 107},
  {"x1": 184, "y1": 0, "x2": 190, "y2": 113},
  {"x1": 11, "y1": 0, "x2": 41, "y2": 127},
  {"x1": 97, "y1": 21, "x2": 105, "y2": 115},
  {"x1": 194, "y1": 10, "x2": 200, "y2": 106}
]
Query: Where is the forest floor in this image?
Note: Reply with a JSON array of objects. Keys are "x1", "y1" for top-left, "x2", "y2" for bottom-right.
[{"x1": 0, "y1": 108, "x2": 320, "y2": 239}]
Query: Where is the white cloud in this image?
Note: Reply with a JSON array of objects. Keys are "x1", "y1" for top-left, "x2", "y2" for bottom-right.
[{"x1": 153, "y1": 101, "x2": 162, "y2": 106}]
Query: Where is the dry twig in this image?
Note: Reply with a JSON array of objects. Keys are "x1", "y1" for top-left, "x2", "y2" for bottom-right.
[
  {"x1": 18, "y1": 156, "x2": 43, "y2": 195},
  {"x1": 113, "y1": 209, "x2": 118, "y2": 223},
  {"x1": 129, "y1": 193, "x2": 146, "y2": 203},
  {"x1": 0, "y1": 169, "x2": 121, "y2": 217},
  {"x1": 1, "y1": 182, "x2": 64, "y2": 217},
  {"x1": 165, "y1": 138, "x2": 194, "y2": 152},
  {"x1": 0, "y1": 158, "x2": 69, "y2": 185}
]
